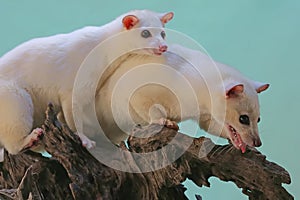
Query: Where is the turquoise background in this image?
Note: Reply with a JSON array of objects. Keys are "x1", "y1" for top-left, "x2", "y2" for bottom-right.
[{"x1": 0, "y1": 0, "x2": 298, "y2": 199}]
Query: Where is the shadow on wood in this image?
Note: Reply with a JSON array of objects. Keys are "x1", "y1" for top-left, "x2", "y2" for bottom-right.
[{"x1": 0, "y1": 104, "x2": 294, "y2": 200}]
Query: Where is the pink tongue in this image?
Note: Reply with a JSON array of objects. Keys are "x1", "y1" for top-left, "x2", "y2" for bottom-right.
[
  {"x1": 236, "y1": 134, "x2": 247, "y2": 153},
  {"x1": 240, "y1": 144, "x2": 246, "y2": 153}
]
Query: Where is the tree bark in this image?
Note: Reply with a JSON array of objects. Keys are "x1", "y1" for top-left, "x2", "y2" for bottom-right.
[{"x1": 0, "y1": 104, "x2": 294, "y2": 200}]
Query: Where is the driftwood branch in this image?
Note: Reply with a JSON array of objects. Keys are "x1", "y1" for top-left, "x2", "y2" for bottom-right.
[{"x1": 0, "y1": 104, "x2": 294, "y2": 200}]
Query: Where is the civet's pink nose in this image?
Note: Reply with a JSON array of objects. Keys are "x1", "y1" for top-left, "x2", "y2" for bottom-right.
[{"x1": 159, "y1": 45, "x2": 168, "y2": 52}]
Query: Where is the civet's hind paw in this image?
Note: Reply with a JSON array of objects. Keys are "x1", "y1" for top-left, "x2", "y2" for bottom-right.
[{"x1": 22, "y1": 128, "x2": 44, "y2": 151}]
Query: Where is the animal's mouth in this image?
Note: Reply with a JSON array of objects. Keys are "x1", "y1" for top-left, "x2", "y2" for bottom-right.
[
  {"x1": 227, "y1": 124, "x2": 247, "y2": 153},
  {"x1": 153, "y1": 49, "x2": 163, "y2": 55},
  {"x1": 153, "y1": 46, "x2": 167, "y2": 55}
]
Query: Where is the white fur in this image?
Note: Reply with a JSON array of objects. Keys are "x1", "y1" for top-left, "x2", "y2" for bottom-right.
[{"x1": 0, "y1": 10, "x2": 172, "y2": 154}]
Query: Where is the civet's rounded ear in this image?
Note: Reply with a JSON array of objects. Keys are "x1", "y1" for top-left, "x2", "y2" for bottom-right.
[
  {"x1": 225, "y1": 83, "x2": 244, "y2": 98},
  {"x1": 122, "y1": 15, "x2": 139, "y2": 30},
  {"x1": 160, "y1": 12, "x2": 174, "y2": 24},
  {"x1": 253, "y1": 81, "x2": 270, "y2": 93}
]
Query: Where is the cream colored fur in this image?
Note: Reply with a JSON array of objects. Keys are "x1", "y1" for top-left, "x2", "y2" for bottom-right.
[{"x1": 96, "y1": 44, "x2": 269, "y2": 151}]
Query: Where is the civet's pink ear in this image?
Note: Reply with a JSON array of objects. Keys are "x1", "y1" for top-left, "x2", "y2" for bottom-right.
[
  {"x1": 253, "y1": 81, "x2": 270, "y2": 93},
  {"x1": 160, "y1": 12, "x2": 174, "y2": 24},
  {"x1": 122, "y1": 15, "x2": 139, "y2": 30},
  {"x1": 226, "y1": 83, "x2": 244, "y2": 98}
]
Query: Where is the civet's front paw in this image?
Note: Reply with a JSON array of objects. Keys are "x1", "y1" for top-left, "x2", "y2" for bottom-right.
[
  {"x1": 78, "y1": 133, "x2": 96, "y2": 149},
  {"x1": 157, "y1": 118, "x2": 179, "y2": 131},
  {"x1": 82, "y1": 138, "x2": 96, "y2": 149}
]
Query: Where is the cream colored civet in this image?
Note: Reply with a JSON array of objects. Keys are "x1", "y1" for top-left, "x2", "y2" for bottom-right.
[{"x1": 96, "y1": 44, "x2": 269, "y2": 153}]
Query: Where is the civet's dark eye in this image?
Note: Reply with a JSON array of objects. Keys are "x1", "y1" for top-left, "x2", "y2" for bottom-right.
[
  {"x1": 161, "y1": 31, "x2": 166, "y2": 39},
  {"x1": 239, "y1": 115, "x2": 250, "y2": 125},
  {"x1": 257, "y1": 117, "x2": 261, "y2": 123},
  {"x1": 141, "y1": 30, "x2": 152, "y2": 38}
]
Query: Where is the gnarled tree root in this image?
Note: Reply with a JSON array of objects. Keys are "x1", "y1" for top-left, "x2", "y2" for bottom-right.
[{"x1": 0, "y1": 105, "x2": 293, "y2": 200}]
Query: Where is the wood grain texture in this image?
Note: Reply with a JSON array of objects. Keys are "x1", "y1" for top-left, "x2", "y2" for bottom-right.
[{"x1": 0, "y1": 104, "x2": 293, "y2": 200}]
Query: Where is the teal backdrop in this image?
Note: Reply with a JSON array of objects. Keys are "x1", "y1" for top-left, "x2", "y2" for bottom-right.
[{"x1": 0, "y1": 1, "x2": 298, "y2": 199}]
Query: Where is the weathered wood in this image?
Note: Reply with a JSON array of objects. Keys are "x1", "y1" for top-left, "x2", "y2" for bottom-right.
[{"x1": 0, "y1": 105, "x2": 294, "y2": 200}]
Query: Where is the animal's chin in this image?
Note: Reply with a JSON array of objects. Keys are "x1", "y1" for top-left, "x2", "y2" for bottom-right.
[
  {"x1": 227, "y1": 124, "x2": 247, "y2": 153},
  {"x1": 152, "y1": 49, "x2": 164, "y2": 56},
  {"x1": 133, "y1": 48, "x2": 164, "y2": 56}
]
